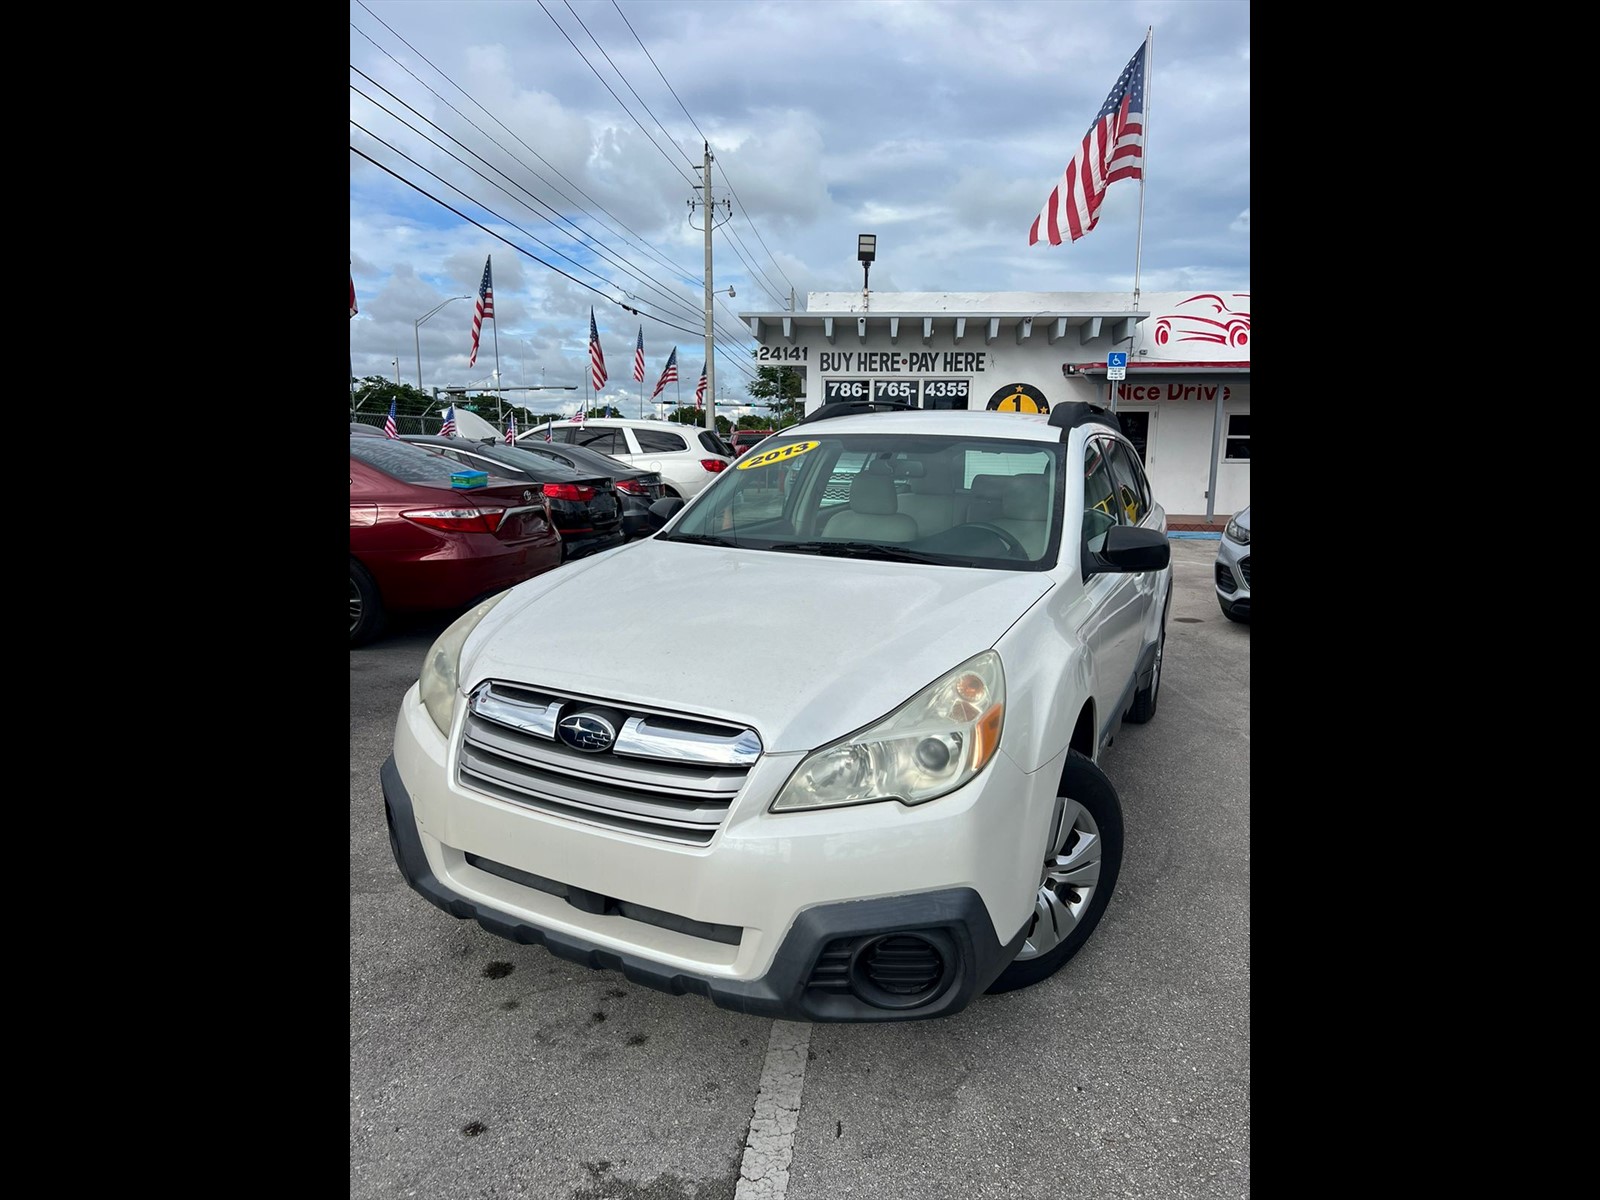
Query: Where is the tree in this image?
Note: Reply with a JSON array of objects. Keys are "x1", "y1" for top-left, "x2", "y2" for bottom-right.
[{"x1": 748, "y1": 360, "x2": 805, "y2": 428}]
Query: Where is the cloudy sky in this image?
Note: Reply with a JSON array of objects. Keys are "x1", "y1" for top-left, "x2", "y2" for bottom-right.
[{"x1": 349, "y1": 0, "x2": 1250, "y2": 420}]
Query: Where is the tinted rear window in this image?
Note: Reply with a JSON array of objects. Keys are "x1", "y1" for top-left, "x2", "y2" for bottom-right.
[
  {"x1": 636, "y1": 429, "x2": 688, "y2": 453},
  {"x1": 350, "y1": 437, "x2": 466, "y2": 484}
]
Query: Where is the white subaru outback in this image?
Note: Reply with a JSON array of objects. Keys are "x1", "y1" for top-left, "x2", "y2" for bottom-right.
[{"x1": 382, "y1": 401, "x2": 1172, "y2": 1021}]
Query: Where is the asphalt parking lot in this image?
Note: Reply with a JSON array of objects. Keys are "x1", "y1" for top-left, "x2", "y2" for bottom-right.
[{"x1": 350, "y1": 538, "x2": 1249, "y2": 1199}]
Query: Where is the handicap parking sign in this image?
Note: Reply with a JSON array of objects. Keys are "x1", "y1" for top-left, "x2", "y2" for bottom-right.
[{"x1": 1107, "y1": 352, "x2": 1127, "y2": 381}]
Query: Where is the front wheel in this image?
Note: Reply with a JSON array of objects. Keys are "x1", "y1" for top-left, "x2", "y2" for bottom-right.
[{"x1": 987, "y1": 749, "x2": 1124, "y2": 993}]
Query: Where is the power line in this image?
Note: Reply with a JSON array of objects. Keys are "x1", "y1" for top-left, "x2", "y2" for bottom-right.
[
  {"x1": 611, "y1": 0, "x2": 799, "y2": 304},
  {"x1": 350, "y1": 2, "x2": 759, "y2": 380},
  {"x1": 535, "y1": 0, "x2": 698, "y2": 189},
  {"x1": 350, "y1": 7, "x2": 714, "y2": 298},
  {"x1": 561, "y1": 0, "x2": 698, "y2": 173},
  {"x1": 350, "y1": 78, "x2": 738, "y2": 338}
]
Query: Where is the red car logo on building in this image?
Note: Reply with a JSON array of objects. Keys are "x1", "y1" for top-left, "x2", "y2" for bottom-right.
[{"x1": 1153, "y1": 293, "x2": 1250, "y2": 349}]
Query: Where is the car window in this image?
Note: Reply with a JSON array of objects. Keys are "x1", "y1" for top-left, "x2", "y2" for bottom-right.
[
  {"x1": 1103, "y1": 438, "x2": 1151, "y2": 526},
  {"x1": 635, "y1": 429, "x2": 688, "y2": 454},
  {"x1": 571, "y1": 427, "x2": 624, "y2": 455},
  {"x1": 666, "y1": 432, "x2": 1063, "y2": 571},
  {"x1": 1082, "y1": 437, "x2": 1121, "y2": 551},
  {"x1": 698, "y1": 431, "x2": 732, "y2": 456},
  {"x1": 350, "y1": 437, "x2": 470, "y2": 484}
]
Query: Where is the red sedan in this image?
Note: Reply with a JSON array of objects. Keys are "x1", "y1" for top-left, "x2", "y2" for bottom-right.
[{"x1": 350, "y1": 435, "x2": 563, "y2": 645}]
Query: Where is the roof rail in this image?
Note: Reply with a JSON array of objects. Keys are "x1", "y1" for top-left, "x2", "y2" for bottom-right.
[
  {"x1": 1047, "y1": 402, "x2": 1122, "y2": 438},
  {"x1": 796, "y1": 400, "x2": 917, "y2": 425}
]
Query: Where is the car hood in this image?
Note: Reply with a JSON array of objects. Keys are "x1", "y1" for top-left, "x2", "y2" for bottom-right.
[{"x1": 462, "y1": 539, "x2": 1054, "y2": 752}]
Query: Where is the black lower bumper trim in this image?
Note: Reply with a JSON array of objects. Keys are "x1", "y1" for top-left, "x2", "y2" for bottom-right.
[{"x1": 381, "y1": 756, "x2": 1026, "y2": 1021}]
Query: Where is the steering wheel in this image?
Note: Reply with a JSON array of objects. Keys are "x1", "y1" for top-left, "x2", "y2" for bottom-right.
[{"x1": 963, "y1": 522, "x2": 1028, "y2": 558}]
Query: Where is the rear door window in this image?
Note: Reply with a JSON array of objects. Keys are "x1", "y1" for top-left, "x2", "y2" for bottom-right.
[
  {"x1": 571, "y1": 427, "x2": 624, "y2": 455},
  {"x1": 636, "y1": 429, "x2": 688, "y2": 453}
]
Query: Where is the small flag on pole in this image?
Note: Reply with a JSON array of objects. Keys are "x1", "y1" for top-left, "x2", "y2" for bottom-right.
[
  {"x1": 651, "y1": 348, "x2": 679, "y2": 400},
  {"x1": 589, "y1": 308, "x2": 608, "y2": 391},
  {"x1": 384, "y1": 400, "x2": 398, "y2": 438},
  {"x1": 440, "y1": 405, "x2": 456, "y2": 437},
  {"x1": 469, "y1": 256, "x2": 495, "y2": 367},
  {"x1": 543, "y1": 422, "x2": 553, "y2": 443},
  {"x1": 633, "y1": 327, "x2": 646, "y2": 383},
  {"x1": 573, "y1": 406, "x2": 586, "y2": 426},
  {"x1": 505, "y1": 411, "x2": 518, "y2": 444},
  {"x1": 1028, "y1": 36, "x2": 1147, "y2": 247},
  {"x1": 694, "y1": 363, "x2": 707, "y2": 409},
  {"x1": 350, "y1": 267, "x2": 358, "y2": 318}
]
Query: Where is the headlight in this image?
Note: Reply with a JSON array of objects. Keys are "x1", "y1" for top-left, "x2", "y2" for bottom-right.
[
  {"x1": 1225, "y1": 516, "x2": 1250, "y2": 545},
  {"x1": 771, "y1": 651, "x2": 1005, "y2": 813},
  {"x1": 419, "y1": 592, "x2": 510, "y2": 735}
]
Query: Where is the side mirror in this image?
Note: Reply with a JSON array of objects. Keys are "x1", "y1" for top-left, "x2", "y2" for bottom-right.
[
  {"x1": 649, "y1": 497, "x2": 685, "y2": 522},
  {"x1": 1089, "y1": 525, "x2": 1170, "y2": 575}
]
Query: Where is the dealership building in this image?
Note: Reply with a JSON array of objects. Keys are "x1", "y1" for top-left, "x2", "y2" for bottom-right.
[{"x1": 740, "y1": 290, "x2": 1249, "y2": 524}]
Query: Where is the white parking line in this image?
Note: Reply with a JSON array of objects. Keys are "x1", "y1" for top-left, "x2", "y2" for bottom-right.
[{"x1": 734, "y1": 1020, "x2": 813, "y2": 1200}]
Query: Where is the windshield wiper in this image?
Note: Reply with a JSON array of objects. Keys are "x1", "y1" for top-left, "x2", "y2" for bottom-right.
[
  {"x1": 775, "y1": 541, "x2": 945, "y2": 564},
  {"x1": 661, "y1": 532, "x2": 741, "y2": 547}
]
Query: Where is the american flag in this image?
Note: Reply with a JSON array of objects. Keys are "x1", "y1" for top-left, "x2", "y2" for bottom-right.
[
  {"x1": 633, "y1": 327, "x2": 646, "y2": 383},
  {"x1": 505, "y1": 411, "x2": 518, "y2": 444},
  {"x1": 350, "y1": 268, "x2": 358, "y2": 318},
  {"x1": 589, "y1": 308, "x2": 607, "y2": 391},
  {"x1": 651, "y1": 347, "x2": 679, "y2": 400},
  {"x1": 573, "y1": 407, "x2": 586, "y2": 426},
  {"x1": 439, "y1": 405, "x2": 456, "y2": 437},
  {"x1": 1028, "y1": 37, "x2": 1147, "y2": 247},
  {"x1": 543, "y1": 422, "x2": 553, "y2": 442},
  {"x1": 694, "y1": 363, "x2": 707, "y2": 409},
  {"x1": 383, "y1": 399, "x2": 398, "y2": 438},
  {"x1": 469, "y1": 256, "x2": 495, "y2": 368}
]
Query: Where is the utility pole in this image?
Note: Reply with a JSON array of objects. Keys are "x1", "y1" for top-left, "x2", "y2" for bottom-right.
[{"x1": 689, "y1": 142, "x2": 730, "y2": 436}]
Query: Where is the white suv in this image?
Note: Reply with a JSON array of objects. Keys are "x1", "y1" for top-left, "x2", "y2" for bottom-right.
[
  {"x1": 530, "y1": 418, "x2": 732, "y2": 500},
  {"x1": 383, "y1": 402, "x2": 1172, "y2": 1021}
]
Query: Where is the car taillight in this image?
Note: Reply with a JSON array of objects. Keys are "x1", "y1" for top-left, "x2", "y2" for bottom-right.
[
  {"x1": 401, "y1": 507, "x2": 505, "y2": 534},
  {"x1": 615, "y1": 479, "x2": 646, "y2": 496},
  {"x1": 543, "y1": 483, "x2": 596, "y2": 501},
  {"x1": 701, "y1": 458, "x2": 727, "y2": 473}
]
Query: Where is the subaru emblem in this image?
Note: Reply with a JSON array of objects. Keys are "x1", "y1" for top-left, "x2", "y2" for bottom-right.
[{"x1": 557, "y1": 711, "x2": 618, "y2": 753}]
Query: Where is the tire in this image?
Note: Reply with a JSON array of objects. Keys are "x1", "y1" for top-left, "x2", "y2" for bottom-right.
[
  {"x1": 1124, "y1": 598, "x2": 1168, "y2": 725},
  {"x1": 350, "y1": 558, "x2": 385, "y2": 647},
  {"x1": 987, "y1": 749, "x2": 1124, "y2": 993}
]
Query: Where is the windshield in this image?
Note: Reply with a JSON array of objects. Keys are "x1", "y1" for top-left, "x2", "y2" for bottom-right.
[{"x1": 661, "y1": 432, "x2": 1064, "y2": 570}]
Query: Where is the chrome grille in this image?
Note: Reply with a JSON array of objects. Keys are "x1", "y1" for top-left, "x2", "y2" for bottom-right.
[
  {"x1": 1239, "y1": 556, "x2": 1251, "y2": 588},
  {"x1": 458, "y1": 681, "x2": 761, "y2": 845}
]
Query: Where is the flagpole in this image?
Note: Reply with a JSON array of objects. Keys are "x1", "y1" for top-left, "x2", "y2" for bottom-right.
[
  {"x1": 1132, "y1": 25, "x2": 1152, "y2": 310},
  {"x1": 492, "y1": 318, "x2": 503, "y2": 425}
]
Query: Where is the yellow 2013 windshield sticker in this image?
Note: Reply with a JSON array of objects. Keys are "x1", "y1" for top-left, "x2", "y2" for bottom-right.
[{"x1": 736, "y1": 440, "x2": 819, "y2": 470}]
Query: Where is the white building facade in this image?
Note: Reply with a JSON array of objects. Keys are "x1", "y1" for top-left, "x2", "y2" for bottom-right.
[{"x1": 741, "y1": 290, "x2": 1249, "y2": 520}]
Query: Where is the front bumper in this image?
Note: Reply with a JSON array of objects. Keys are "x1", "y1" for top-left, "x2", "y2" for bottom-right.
[
  {"x1": 1214, "y1": 537, "x2": 1250, "y2": 616},
  {"x1": 382, "y1": 683, "x2": 1046, "y2": 1021}
]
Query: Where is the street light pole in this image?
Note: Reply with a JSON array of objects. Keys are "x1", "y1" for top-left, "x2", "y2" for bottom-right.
[{"x1": 414, "y1": 295, "x2": 472, "y2": 390}]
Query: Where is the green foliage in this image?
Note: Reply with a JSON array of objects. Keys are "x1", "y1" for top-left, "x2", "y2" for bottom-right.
[{"x1": 748, "y1": 363, "x2": 803, "y2": 402}]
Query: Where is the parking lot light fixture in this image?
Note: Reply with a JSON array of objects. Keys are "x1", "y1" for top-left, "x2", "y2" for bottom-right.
[
  {"x1": 858, "y1": 234, "x2": 876, "y2": 292},
  {"x1": 414, "y1": 296, "x2": 472, "y2": 390}
]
